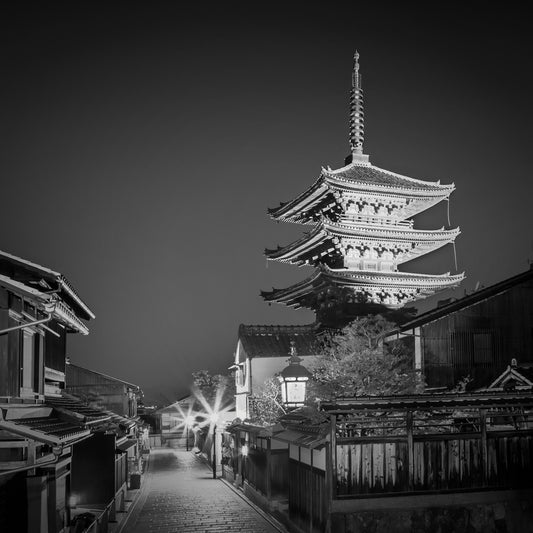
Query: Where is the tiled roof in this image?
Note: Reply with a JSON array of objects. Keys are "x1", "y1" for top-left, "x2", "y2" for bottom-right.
[
  {"x1": 327, "y1": 163, "x2": 451, "y2": 191},
  {"x1": 238, "y1": 324, "x2": 320, "y2": 358},
  {"x1": 320, "y1": 392, "x2": 533, "y2": 412},
  {"x1": 45, "y1": 394, "x2": 112, "y2": 424},
  {"x1": 105, "y1": 410, "x2": 138, "y2": 429},
  {"x1": 0, "y1": 414, "x2": 90, "y2": 445},
  {"x1": 10, "y1": 416, "x2": 89, "y2": 440}
]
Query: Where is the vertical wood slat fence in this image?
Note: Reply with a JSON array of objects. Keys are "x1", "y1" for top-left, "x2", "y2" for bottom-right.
[
  {"x1": 334, "y1": 407, "x2": 533, "y2": 496},
  {"x1": 224, "y1": 427, "x2": 290, "y2": 499},
  {"x1": 289, "y1": 460, "x2": 326, "y2": 533}
]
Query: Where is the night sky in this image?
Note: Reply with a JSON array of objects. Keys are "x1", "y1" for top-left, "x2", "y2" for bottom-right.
[{"x1": 1, "y1": 4, "x2": 531, "y2": 404}]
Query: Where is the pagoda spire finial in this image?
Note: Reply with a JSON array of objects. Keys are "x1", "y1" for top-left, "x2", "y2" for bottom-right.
[{"x1": 348, "y1": 51, "x2": 368, "y2": 163}]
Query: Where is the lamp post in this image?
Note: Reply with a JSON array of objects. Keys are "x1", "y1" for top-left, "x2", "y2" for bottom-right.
[
  {"x1": 184, "y1": 416, "x2": 194, "y2": 451},
  {"x1": 212, "y1": 423, "x2": 217, "y2": 479},
  {"x1": 209, "y1": 413, "x2": 219, "y2": 479},
  {"x1": 278, "y1": 340, "x2": 311, "y2": 408}
]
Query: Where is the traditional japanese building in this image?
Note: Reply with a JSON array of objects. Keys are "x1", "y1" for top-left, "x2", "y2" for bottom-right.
[{"x1": 263, "y1": 53, "x2": 464, "y2": 326}]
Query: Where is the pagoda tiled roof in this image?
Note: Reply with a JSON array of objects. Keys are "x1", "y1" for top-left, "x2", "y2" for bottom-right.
[
  {"x1": 266, "y1": 220, "x2": 460, "y2": 264},
  {"x1": 325, "y1": 163, "x2": 453, "y2": 192},
  {"x1": 238, "y1": 324, "x2": 320, "y2": 358}
]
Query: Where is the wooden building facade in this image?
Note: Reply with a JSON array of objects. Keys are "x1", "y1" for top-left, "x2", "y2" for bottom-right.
[
  {"x1": 397, "y1": 266, "x2": 533, "y2": 389},
  {"x1": 0, "y1": 249, "x2": 138, "y2": 533},
  {"x1": 0, "y1": 249, "x2": 96, "y2": 533},
  {"x1": 65, "y1": 363, "x2": 141, "y2": 419}
]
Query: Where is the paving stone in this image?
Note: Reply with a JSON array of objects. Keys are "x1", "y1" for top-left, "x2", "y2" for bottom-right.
[{"x1": 123, "y1": 449, "x2": 281, "y2": 533}]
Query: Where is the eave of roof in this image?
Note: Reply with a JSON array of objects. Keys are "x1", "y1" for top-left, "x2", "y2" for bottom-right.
[
  {"x1": 0, "y1": 415, "x2": 90, "y2": 445},
  {"x1": 0, "y1": 273, "x2": 90, "y2": 335},
  {"x1": 320, "y1": 391, "x2": 533, "y2": 413},
  {"x1": 0, "y1": 249, "x2": 95, "y2": 320}
]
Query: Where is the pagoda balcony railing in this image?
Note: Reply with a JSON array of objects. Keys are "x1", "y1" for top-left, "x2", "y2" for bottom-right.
[{"x1": 340, "y1": 214, "x2": 414, "y2": 228}]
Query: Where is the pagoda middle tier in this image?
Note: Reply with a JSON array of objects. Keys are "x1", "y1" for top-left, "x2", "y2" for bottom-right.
[
  {"x1": 262, "y1": 53, "x2": 464, "y2": 323},
  {"x1": 265, "y1": 218, "x2": 461, "y2": 270}
]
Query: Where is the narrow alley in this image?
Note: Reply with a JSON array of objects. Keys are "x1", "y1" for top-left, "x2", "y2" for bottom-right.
[{"x1": 119, "y1": 449, "x2": 285, "y2": 533}]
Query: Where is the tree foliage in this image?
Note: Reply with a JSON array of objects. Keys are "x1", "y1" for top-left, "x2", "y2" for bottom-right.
[
  {"x1": 248, "y1": 377, "x2": 286, "y2": 426},
  {"x1": 311, "y1": 315, "x2": 424, "y2": 400},
  {"x1": 191, "y1": 370, "x2": 235, "y2": 409}
]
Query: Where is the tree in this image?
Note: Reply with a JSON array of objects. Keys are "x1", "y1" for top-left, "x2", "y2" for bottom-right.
[
  {"x1": 311, "y1": 314, "x2": 424, "y2": 400},
  {"x1": 191, "y1": 370, "x2": 235, "y2": 410},
  {"x1": 248, "y1": 377, "x2": 286, "y2": 426}
]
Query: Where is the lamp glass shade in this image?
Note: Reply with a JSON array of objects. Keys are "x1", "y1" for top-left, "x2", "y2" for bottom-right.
[{"x1": 279, "y1": 376, "x2": 308, "y2": 407}]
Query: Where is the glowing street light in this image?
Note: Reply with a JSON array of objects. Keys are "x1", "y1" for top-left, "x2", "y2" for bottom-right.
[
  {"x1": 190, "y1": 382, "x2": 233, "y2": 478},
  {"x1": 278, "y1": 340, "x2": 311, "y2": 408}
]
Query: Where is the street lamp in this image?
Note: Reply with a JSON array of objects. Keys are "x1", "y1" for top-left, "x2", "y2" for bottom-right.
[
  {"x1": 278, "y1": 340, "x2": 311, "y2": 408},
  {"x1": 209, "y1": 413, "x2": 219, "y2": 479},
  {"x1": 184, "y1": 415, "x2": 195, "y2": 451}
]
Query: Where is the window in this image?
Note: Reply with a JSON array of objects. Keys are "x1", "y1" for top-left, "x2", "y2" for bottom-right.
[
  {"x1": 20, "y1": 328, "x2": 43, "y2": 396},
  {"x1": 20, "y1": 330, "x2": 35, "y2": 395}
]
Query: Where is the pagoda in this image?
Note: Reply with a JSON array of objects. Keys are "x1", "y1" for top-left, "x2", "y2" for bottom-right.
[{"x1": 262, "y1": 52, "x2": 464, "y2": 326}]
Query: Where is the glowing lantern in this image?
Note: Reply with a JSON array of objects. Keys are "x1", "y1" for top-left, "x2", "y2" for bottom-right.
[{"x1": 278, "y1": 340, "x2": 311, "y2": 408}]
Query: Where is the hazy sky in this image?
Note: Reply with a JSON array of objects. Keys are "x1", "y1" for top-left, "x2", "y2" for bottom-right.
[{"x1": 1, "y1": 4, "x2": 531, "y2": 403}]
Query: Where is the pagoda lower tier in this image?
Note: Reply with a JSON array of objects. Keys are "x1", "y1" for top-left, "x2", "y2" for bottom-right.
[
  {"x1": 261, "y1": 266, "x2": 465, "y2": 312},
  {"x1": 265, "y1": 219, "x2": 460, "y2": 270}
]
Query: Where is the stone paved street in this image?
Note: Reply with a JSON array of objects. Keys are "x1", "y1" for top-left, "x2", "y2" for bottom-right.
[{"x1": 121, "y1": 449, "x2": 283, "y2": 533}]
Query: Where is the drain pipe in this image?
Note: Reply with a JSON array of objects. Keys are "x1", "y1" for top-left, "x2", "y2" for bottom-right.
[
  {"x1": 0, "y1": 433, "x2": 93, "y2": 478},
  {"x1": 0, "y1": 301, "x2": 56, "y2": 336},
  {"x1": 0, "y1": 445, "x2": 63, "y2": 477}
]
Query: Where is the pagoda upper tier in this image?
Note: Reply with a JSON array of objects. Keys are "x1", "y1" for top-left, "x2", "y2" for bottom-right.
[
  {"x1": 265, "y1": 219, "x2": 461, "y2": 269},
  {"x1": 268, "y1": 163, "x2": 455, "y2": 225}
]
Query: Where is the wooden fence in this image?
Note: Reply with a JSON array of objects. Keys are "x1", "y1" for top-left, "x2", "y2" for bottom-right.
[
  {"x1": 289, "y1": 460, "x2": 327, "y2": 532},
  {"x1": 335, "y1": 407, "x2": 533, "y2": 496},
  {"x1": 223, "y1": 427, "x2": 289, "y2": 500},
  {"x1": 284, "y1": 394, "x2": 533, "y2": 533}
]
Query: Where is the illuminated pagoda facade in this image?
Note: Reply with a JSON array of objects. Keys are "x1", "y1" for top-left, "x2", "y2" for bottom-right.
[{"x1": 262, "y1": 53, "x2": 464, "y2": 326}]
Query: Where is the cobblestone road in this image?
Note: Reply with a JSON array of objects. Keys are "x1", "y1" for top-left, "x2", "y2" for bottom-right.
[{"x1": 122, "y1": 448, "x2": 283, "y2": 533}]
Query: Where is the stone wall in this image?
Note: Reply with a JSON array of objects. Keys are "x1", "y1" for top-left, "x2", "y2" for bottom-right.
[{"x1": 331, "y1": 499, "x2": 533, "y2": 533}]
